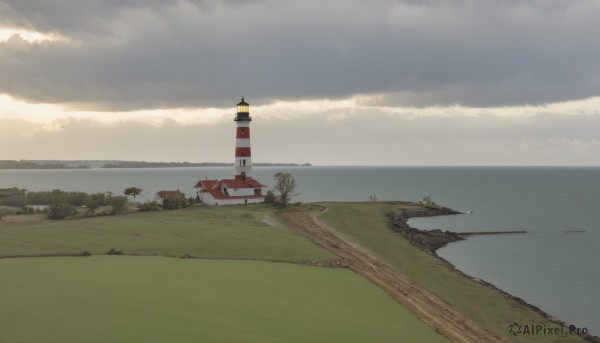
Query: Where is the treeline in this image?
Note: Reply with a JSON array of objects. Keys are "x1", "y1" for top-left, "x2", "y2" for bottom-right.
[
  {"x1": 0, "y1": 187, "x2": 125, "y2": 213},
  {"x1": 102, "y1": 161, "x2": 231, "y2": 168},
  {"x1": 0, "y1": 160, "x2": 89, "y2": 169}
]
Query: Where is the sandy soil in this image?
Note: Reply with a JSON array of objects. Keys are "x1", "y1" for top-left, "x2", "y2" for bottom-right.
[{"x1": 272, "y1": 205, "x2": 502, "y2": 343}]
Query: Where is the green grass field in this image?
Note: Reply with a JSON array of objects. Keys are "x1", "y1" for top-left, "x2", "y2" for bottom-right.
[
  {"x1": 0, "y1": 205, "x2": 333, "y2": 262},
  {"x1": 0, "y1": 256, "x2": 448, "y2": 343},
  {"x1": 2, "y1": 202, "x2": 587, "y2": 342},
  {"x1": 311, "y1": 202, "x2": 587, "y2": 343}
]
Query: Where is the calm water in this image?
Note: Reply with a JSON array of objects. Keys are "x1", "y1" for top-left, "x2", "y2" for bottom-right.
[{"x1": 1, "y1": 166, "x2": 599, "y2": 333}]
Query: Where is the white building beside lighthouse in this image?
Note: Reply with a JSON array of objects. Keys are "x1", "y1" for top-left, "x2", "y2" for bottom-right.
[{"x1": 194, "y1": 98, "x2": 266, "y2": 205}]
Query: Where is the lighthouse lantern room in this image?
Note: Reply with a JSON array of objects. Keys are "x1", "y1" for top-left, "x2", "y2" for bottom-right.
[{"x1": 194, "y1": 97, "x2": 266, "y2": 205}]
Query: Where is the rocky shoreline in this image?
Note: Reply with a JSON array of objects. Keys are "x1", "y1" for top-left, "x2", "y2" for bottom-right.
[
  {"x1": 385, "y1": 205, "x2": 463, "y2": 252},
  {"x1": 386, "y1": 205, "x2": 600, "y2": 343},
  {"x1": 386, "y1": 205, "x2": 529, "y2": 252}
]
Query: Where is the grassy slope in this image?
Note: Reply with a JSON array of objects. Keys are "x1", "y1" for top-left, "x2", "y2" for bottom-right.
[
  {"x1": 314, "y1": 202, "x2": 587, "y2": 343},
  {"x1": 0, "y1": 205, "x2": 333, "y2": 262},
  {"x1": 0, "y1": 256, "x2": 449, "y2": 343}
]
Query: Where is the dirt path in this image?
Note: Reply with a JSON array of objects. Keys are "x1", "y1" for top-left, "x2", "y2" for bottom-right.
[
  {"x1": 261, "y1": 213, "x2": 282, "y2": 228},
  {"x1": 273, "y1": 206, "x2": 502, "y2": 343}
]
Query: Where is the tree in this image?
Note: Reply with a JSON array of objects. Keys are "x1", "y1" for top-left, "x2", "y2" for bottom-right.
[
  {"x1": 273, "y1": 172, "x2": 298, "y2": 207},
  {"x1": 124, "y1": 187, "x2": 142, "y2": 202}
]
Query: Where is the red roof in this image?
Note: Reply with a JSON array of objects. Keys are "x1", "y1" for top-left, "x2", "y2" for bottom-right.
[
  {"x1": 195, "y1": 179, "x2": 217, "y2": 189},
  {"x1": 155, "y1": 190, "x2": 184, "y2": 201},
  {"x1": 222, "y1": 178, "x2": 264, "y2": 189},
  {"x1": 195, "y1": 177, "x2": 264, "y2": 190}
]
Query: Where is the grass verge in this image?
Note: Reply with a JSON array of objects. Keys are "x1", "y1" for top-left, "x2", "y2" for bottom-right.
[
  {"x1": 311, "y1": 202, "x2": 588, "y2": 343},
  {"x1": 0, "y1": 205, "x2": 333, "y2": 262}
]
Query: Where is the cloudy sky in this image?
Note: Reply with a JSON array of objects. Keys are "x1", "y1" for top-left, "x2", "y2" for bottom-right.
[{"x1": 1, "y1": 0, "x2": 599, "y2": 166}]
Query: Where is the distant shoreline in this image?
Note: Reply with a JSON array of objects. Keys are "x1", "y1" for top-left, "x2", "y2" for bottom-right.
[
  {"x1": 101, "y1": 162, "x2": 312, "y2": 168},
  {"x1": 0, "y1": 160, "x2": 91, "y2": 170},
  {"x1": 0, "y1": 160, "x2": 311, "y2": 169}
]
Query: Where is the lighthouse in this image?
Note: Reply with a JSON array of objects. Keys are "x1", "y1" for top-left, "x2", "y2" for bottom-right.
[
  {"x1": 234, "y1": 97, "x2": 252, "y2": 180},
  {"x1": 194, "y1": 98, "x2": 265, "y2": 205}
]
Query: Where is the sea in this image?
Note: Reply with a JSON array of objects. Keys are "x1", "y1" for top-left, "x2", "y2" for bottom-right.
[{"x1": 1, "y1": 166, "x2": 598, "y2": 334}]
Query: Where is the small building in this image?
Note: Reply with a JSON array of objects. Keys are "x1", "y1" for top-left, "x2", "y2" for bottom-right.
[
  {"x1": 154, "y1": 190, "x2": 185, "y2": 205},
  {"x1": 194, "y1": 98, "x2": 266, "y2": 205},
  {"x1": 195, "y1": 177, "x2": 264, "y2": 205}
]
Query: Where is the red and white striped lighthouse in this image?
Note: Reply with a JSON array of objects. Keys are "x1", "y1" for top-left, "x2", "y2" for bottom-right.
[
  {"x1": 234, "y1": 97, "x2": 252, "y2": 180},
  {"x1": 193, "y1": 97, "x2": 265, "y2": 205}
]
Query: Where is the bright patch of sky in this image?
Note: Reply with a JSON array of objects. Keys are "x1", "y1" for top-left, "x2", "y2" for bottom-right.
[
  {"x1": 0, "y1": 28, "x2": 68, "y2": 43},
  {"x1": 3, "y1": 94, "x2": 600, "y2": 126}
]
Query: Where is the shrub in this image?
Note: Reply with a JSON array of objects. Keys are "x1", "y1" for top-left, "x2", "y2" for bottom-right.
[
  {"x1": 47, "y1": 203, "x2": 74, "y2": 220},
  {"x1": 162, "y1": 195, "x2": 187, "y2": 210},
  {"x1": 264, "y1": 190, "x2": 276, "y2": 204},
  {"x1": 109, "y1": 196, "x2": 128, "y2": 214},
  {"x1": 139, "y1": 201, "x2": 159, "y2": 212}
]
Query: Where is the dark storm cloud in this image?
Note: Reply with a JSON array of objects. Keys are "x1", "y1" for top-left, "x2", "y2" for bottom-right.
[{"x1": 1, "y1": 0, "x2": 600, "y2": 109}]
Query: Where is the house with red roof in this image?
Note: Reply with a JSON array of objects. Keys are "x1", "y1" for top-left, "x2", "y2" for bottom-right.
[
  {"x1": 154, "y1": 190, "x2": 185, "y2": 206},
  {"x1": 194, "y1": 98, "x2": 266, "y2": 205}
]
